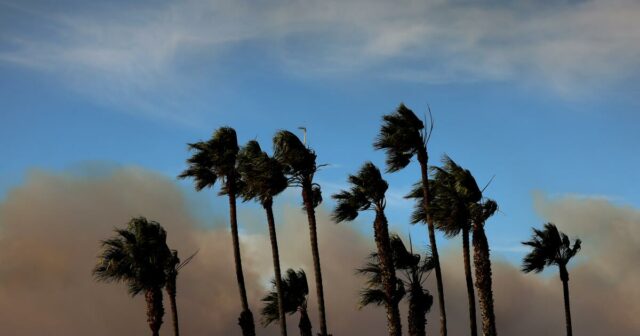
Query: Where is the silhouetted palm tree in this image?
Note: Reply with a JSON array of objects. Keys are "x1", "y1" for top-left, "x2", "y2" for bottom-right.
[
  {"x1": 411, "y1": 156, "x2": 498, "y2": 335},
  {"x1": 93, "y1": 217, "x2": 172, "y2": 336},
  {"x1": 165, "y1": 250, "x2": 198, "y2": 336},
  {"x1": 522, "y1": 223, "x2": 581, "y2": 336},
  {"x1": 273, "y1": 130, "x2": 329, "y2": 336},
  {"x1": 238, "y1": 140, "x2": 289, "y2": 336},
  {"x1": 374, "y1": 103, "x2": 448, "y2": 336},
  {"x1": 358, "y1": 234, "x2": 434, "y2": 336},
  {"x1": 332, "y1": 162, "x2": 402, "y2": 336},
  {"x1": 262, "y1": 269, "x2": 313, "y2": 336},
  {"x1": 178, "y1": 127, "x2": 256, "y2": 336}
]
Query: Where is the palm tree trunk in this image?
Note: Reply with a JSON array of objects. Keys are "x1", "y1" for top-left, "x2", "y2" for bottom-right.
[
  {"x1": 166, "y1": 275, "x2": 180, "y2": 336},
  {"x1": 463, "y1": 227, "x2": 478, "y2": 336},
  {"x1": 145, "y1": 287, "x2": 164, "y2": 336},
  {"x1": 374, "y1": 210, "x2": 402, "y2": 336},
  {"x1": 228, "y1": 180, "x2": 256, "y2": 336},
  {"x1": 408, "y1": 284, "x2": 427, "y2": 336},
  {"x1": 265, "y1": 199, "x2": 288, "y2": 336},
  {"x1": 301, "y1": 180, "x2": 329, "y2": 336},
  {"x1": 472, "y1": 223, "x2": 497, "y2": 336},
  {"x1": 417, "y1": 152, "x2": 447, "y2": 336},
  {"x1": 559, "y1": 265, "x2": 573, "y2": 336},
  {"x1": 299, "y1": 307, "x2": 313, "y2": 336}
]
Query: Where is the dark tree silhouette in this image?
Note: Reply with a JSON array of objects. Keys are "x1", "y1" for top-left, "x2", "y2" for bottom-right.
[
  {"x1": 409, "y1": 156, "x2": 498, "y2": 335},
  {"x1": 238, "y1": 140, "x2": 289, "y2": 336},
  {"x1": 178, "y1": 127, "x2": 256, "y2": 336},
  {"x1": 93, "y1": 217, "x2": 172, "y2": 336},
  {"x1": 332, "y1": 162, "x2": 402, "y2": 336},
  {"x1": 522, "y1": 223, "x2": 582, "y2": 336},
  {"x1": 262, "y1": 269, "x2": 313, "y2": 336},
  {"x1": 374, "y1": 103, "x2": 448, "y2": 336},
  {"x1": 273, "y1": 130, "x2": 329, "y2": 336},
  {"x1": 358, "y1": 234, "x2": 434, "y2": 336}
]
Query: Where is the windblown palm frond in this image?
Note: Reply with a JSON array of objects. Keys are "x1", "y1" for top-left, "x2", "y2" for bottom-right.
[
  {"x1": 261, "y1": 269, "x2": 310, "y2": 326},
  {"x1": 522, "y1": 223, "x2": 582, "y2": 273},
  {"x1": 374, "y1": 104, "x2": 427, "y2": 172},
  {"x1": 237, "y1": 140, "x2": 288, "y2": 205},
  {"x1": 331, "y1": 162, "x2": 388, "y2": 222}
]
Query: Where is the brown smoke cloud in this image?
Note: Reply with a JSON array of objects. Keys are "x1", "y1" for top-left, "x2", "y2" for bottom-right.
[{"x1": 0, "y1": 168, "x2": 638, "y2": 335}]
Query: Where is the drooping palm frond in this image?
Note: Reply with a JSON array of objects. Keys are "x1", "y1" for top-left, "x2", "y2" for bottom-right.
[
  {"x1": 93, "y1": 217, "x2": 171, "y2": 297},
  {"x1": 374, "y1": 104, "x2": 427, "y2": 172},
  {"x1": 237, "y1": 140, "x2": 288, "y2": 205},
  {"x1": 522, "y1": 223, "x2": 582, "y2": 273}
]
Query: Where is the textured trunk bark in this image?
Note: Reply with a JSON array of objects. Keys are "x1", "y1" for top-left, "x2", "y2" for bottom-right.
[
  {"x1": 472, "y1": 224, "x2": 497, "y2": 336},
  {"x1": 301, "y1": 180, "x2": 328, "y2": 336},
  {"x1": 418, "y1": 152, "x2": 447, "y2": 336},
  {"x1": 228, "y1": 179, "x2": 256, "y2": 336},
  {"x1": 374, "y1": 210, "x2": 402, "y2": 336},
  {"x1": 166, "y1": 275, "x2": 180, "y2": 336},
  {"x1": 463, "y1": 227, "x2": 478, "y2": 336},
  {"x1": 145, "y1": 287, "x2": 164, "y2": 336},
  {"x1": 560, "y1": 266, "x2": 573, "y2": 336},
  {"x1": 299, "y1": 307, "x2": 313, "y2": 336},
  {"x1": 265, "y1": 200, "x2": 288, "y2": 336},
  {"x1": 407, "y1": 284, "x2": 427, "y2": 336}
]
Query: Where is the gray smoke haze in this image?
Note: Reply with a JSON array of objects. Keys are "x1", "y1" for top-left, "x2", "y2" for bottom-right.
[{"x1": 0, "y1": 167, "x2": 638, "y2": 335}]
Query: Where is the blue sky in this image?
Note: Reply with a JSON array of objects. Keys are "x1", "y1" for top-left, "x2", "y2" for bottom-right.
[{"x1": 1, "y1": 0, "x2": 639, "y2": 262}]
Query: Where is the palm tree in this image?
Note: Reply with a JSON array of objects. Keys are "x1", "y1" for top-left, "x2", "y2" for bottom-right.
[
  {"x1": 93, "y1": 217, "x2": 172, "y2": 336},
  {"x1": 407, "y1": 161, "x2": 480, "y2": 336},
  {"x1": 237, "y1": 140, "x2": 289, "y2": 336},
  {"x1": 522, "y1": 223, "x2": 581, "y2": 336},
  {"x1": 178, "y1": 127, "x2": 256, "y2": 336},
  {"x1": 262, "y1": 269, "x2": 314, "y2": 336},
  {"x1": 165, "y1": 250, "x2": 198, "y2": 336},
  {"x1": 374, "y1": 103, "x2": 448, "y2": 336},
  {"x1": 332, "y1": 162, "x2": 402, "y2": 336},
  {"x1": 273, "y1": 130, "x2": 329, "y2": 336},
  {"x1": 358, "y1": 234, "x2": 434, "y2": 336}
]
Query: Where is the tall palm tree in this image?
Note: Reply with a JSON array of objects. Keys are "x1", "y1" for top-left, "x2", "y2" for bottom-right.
[
  {"x1": 332, "y1": 162, "x2": 402, "y2": 336},
  {"x1": 262, "y1": 269, "x2": 314, "y2": 336},
  {"x1": 179, "y1": 127, "x2": 256, "y2": 336},
  {"x1": 238, "y1": 140, "x2": 289, "y2": 336},
  {"x1": 165, "y1": 250, "x2": 198, "y2": 336},
  {"x1": 93, "y1": 217, "x2": 172, "y2": 336},
  {"x1": 358, "y1": 234, "x2": 434, "y2": 336},
  {"x1": 374, "y1": 103, "x2": 448, "y2": 336},
  {"x1": 273, "y1": 130, "x2": 329, "y2": 336},
  {"x1": 406, "y1": 160, "x2": 480, "y2": 336},
  {"x1": 522, "y1": 223, "x2": 581, "y2": 336}
]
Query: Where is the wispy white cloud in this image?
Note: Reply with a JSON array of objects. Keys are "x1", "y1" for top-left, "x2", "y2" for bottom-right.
[{"x1": 2, "y1": 0, "x2": 640, "y2": 122}]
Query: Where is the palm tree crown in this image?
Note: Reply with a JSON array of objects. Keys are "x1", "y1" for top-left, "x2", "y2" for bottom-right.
[
  {"x1": 261, "y1": 269, "x2": 311, "y2": 326},
  {"x1": 93, "y1": 217, "x2": 171, "y2": 295},
  {"x1": 374, "y1": 103, "x2": 428, "y2": 172},
  {"x1": 237, "y1": 140, "x2": 288, "y2": 205},
  {"x1": 522, "y1": 223, "x2": 582, "y2": 275},
  {"x1": 332, "y1": 162, "x2": 388, "y2": 222},
  {"x1": 178, "y1": 126, "x2": 239, "y2": 192}
]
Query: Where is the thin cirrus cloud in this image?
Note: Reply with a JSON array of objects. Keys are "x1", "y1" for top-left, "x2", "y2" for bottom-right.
[{"x1": 1, "y1": 0, "x2": 640, "y2": 121}]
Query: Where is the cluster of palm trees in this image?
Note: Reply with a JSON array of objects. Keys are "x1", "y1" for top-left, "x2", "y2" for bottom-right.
[{"x1": 92, "y1": 104, "x2": 582, "y2": 336}]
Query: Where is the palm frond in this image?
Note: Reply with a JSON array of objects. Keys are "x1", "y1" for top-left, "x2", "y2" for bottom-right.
[{"x1": 374, "y1": 104, "x2": 426, "y2": 172}]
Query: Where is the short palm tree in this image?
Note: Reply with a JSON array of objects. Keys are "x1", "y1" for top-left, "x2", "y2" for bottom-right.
[
  {"x1": 358, "y1": 234, "x2": 434, "y2": 336},
  {"x1": 374, "y1": 103, "x2": 448, "y2": 336},
  {"x1": 93, "y1": 217, "x2": 172, "y2": 336},
  {"x1": 238, "y1": 140, "x2": 289, "y2": 336},
  {"x1": 332, "y1": 162, "x2": 402, "y2": 336},
  {"x1": 273, "y1": 130, "x2": 329, "y2": 336},
  {"x1": 165, "y1": 250, "x2": 198, "y2": 336},
  {"x1": 178, "y1": 127, "x2": 256, "y2": 336},
  {"x1": 262, "y1": 269, "x2": 313, "y2": 336},
  {"x1": 522, "y1": 223, "x2": 581, "y2": 336}
]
